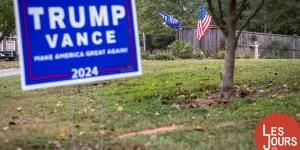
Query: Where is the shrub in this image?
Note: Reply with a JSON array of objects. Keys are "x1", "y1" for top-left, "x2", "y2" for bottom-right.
[
  {"x1": 216, "y1": 50, "x2": 225, "y2": 59},
  {"x1": 243, "y1": 53, "x2": 254, "y2": 59},
  {"x1": 216, "y1": 50, "x2": 241, "y2": 59},
  {"x1": 141, "y1": 52, "x2": 151, "y2": 60},
  {"x1": 263, "y1": 55, "x2": 279, "y2": 59},
  {"x1": 141, "y1": 51, "x2": 175, "y2": 61},
  {"x1": 192, "y1": 51, "x2": 204, "y2": 60},
  {"x1": 167, "y1": 40, "x2": 197, "y2": 59},
  {"x1": 153, "y1": 53, "x2": 176, "y2": 60},
  {"x1": 235, "y1": 53, "x2": 241, "y2": 59},
  {"x1": 202, "y1": 49, "x2": 216, "y2": 59}
]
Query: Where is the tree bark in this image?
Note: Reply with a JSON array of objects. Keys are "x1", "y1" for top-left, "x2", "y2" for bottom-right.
[
  {"x1": 219, "y1": 0, "x2": 237, "y2": 99},
  {"x1": 220, "y1": 36, "x2": 237, "y2": 99}
]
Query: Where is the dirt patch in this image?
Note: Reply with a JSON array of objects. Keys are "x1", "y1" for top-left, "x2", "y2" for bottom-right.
[{"x1": 119, "y1": 124, "x2": 181, "y2": 138}]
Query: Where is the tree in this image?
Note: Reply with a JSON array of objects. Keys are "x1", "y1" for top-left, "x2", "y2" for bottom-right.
[
  {"x1": 137, "y1": 0, "x2": 205, "y2": 49},
  {"x1": 247, "y1": 0, "x2": 300, "y2": 35},
  {"x1": 206, "y1": 0, "x2": 265, "y2": 99},
  {"x1": 0, "y1": 0, "x2": 15, "y2": 42}
]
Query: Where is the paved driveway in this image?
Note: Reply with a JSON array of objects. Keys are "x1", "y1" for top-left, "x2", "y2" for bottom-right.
[{"x1": 0, "y1": 69, "x2": 20, "y2": 78}]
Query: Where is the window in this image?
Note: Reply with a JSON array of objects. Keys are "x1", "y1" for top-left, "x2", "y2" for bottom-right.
[{"x1": 6, "y1": 40, "x2": 15, "y2": 51}]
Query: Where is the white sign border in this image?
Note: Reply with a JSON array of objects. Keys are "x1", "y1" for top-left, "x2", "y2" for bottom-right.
[{"x1": 13, "y1": 0, "x2": 142, "y2": 91}]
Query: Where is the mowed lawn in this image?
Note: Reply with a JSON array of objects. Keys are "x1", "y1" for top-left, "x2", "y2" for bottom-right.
[{"x1": 0, "y1": 59, "x2": 300, "y2": 150}]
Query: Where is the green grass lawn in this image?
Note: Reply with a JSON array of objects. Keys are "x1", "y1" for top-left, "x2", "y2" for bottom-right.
[{"x1": 0, "y1": 59, "x2": 300, "y2": 150}]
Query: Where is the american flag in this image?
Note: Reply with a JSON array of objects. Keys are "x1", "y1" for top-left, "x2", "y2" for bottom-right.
[
  {"x1": 158, "y1": 11, "x2": 180, "y2": 31},
  {"x1": 197, "y1": 7, "x2": 212, "y2": 40}
]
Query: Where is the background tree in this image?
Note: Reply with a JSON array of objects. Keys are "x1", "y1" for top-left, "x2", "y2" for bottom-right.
[
  {"x1": 206, "y1": 0, "x2": 265, "y2": 98},
  {"x1": 137, "y1": 0, "x2": 205, "y2": 50},
  {"x1": 0, "y1": 0, "x2": 15, "y2": 42},
  {"x1": 247, "y1": 0, "x2": 300, "y2": 35}
]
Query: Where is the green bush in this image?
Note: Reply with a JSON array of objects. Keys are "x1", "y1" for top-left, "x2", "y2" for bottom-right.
[
  {"x1": 202, "y1": 49, "x2": 216, "y2": 59},
  {"x1": 243, "y1": 53, "x2": 254, "y2": 59},
  {"x1": 192, "y1": 52, "x2": 204, "y2": 60},
  {"x1": 216, "y1": 51, "x2": 225, "y2": 59},
  {"x1": 167, "y1": 40, "x2": 197, "y2": 59},
  {"x1": 141, "y1": 52, "x2": 175, "y2": 61},
  {"x1": 154, "y1": 53, "x2": 176, "y2": 60},
  {"x1": 263, "y1": 55, "x2": 279, "y2": 59},
  {"x1": 141, "y1": 52, "x2": 151, "y2": 59},
  {"x1": 216, "y1": 50, "x2": 241, "y2": 59},
  {"x1": 235, "y1": 53, "x2": 241, "y2": 59}
]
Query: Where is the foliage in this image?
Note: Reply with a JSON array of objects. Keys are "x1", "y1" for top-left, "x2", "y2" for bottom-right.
[
  {"x1": 235, "y1": 53, "x2": 241, "y2": 59},
  {"x1": 167, "y1": 40, "x2": 197, "y2": 59},
  {"x1": 264, "y1": 41, "x2": 288, "y2": 58},
  {"x1": 243, "y1": 53, "x2": 254, "y2": 59},
  {"x1": 263, "y1": 55, "x2": 279, "y2": 59},
  {"x1": 216, "y1": 50, "x2": 225, "y2": 59},
  {"x1": 247, "y1": 0, "x2": 300, "y2": 35},
  {"x1": 142, "y1": 51, "x2": 175, "y2": 60},
  {"x1": 192, "y1": 51, "x2": 204, "y2": 60},
  {"x1": 0, "y1": 0, "x2": 15, "y2": 41},
  {"x1": 216, "y1": 50, "x2": 241, "y2": 59},
  {"x1": 137, "y1": 0, "x2": 206, "y2": 49},
  {"x1": 201, "y1": 49, "x2": 216, "y2": 59}
]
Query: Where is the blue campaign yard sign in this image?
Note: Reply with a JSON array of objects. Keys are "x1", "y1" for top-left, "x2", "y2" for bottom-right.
[{"x1": 13, "y1": 0, "x2": 142, "y2": 90}]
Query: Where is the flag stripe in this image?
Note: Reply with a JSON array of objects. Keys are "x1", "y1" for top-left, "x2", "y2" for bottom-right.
[{"x1": 196, "y1": 7, "x2": 212, "y2": 40}]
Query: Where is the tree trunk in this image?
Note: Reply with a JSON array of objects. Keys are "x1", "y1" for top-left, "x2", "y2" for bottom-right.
[
  {"x1": 220, "y1": 36, "x2": 237, "y2": 99},
  {"x1": 220, "y1": 0, "x2": 237, "y2": 99}
]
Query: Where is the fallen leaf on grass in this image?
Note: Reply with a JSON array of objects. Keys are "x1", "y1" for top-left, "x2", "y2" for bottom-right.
[
  {"x1": 17, "y1": 107, "x2": 22, "y2": 111},
  {"x1": 3, "y1": 127, "x2": 9, "y2": 131},
  {"x1": 296, "y1": 113, "x2": 300, "y2": 117},
  {"x1": 191, "y1": 116, "x2": 196, "y2": 120},
  {"x1": 55, "y1": 102, "x2": 63, "y2": 107},
  {"x1": 276, "y1": 96, "x2": 283, "y2": 100},
  {"x1": 79, "y1": 131, "x2": 85, "y2": 136},
  {"x1": 194, "y1": 126, "x2": 204, "y2": 132},
  {"x1": 144, "y1": 141, "x2": 152, "y2": 146},
  {"x1": 271, "y1": 94, "x2": 277, "y2": 98},
  {"x1": 58, "y1": 132, "x2": 67, "y2": 137},
  {"x1": 152, "y1": 83, "x2": 156, "y2": 86},
  {"x1": 117, "y1": 106, "x2": 123, "y2": 111},
  {"x1": 81, "y1": 116, "x2": 88, "y2": 120}
]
